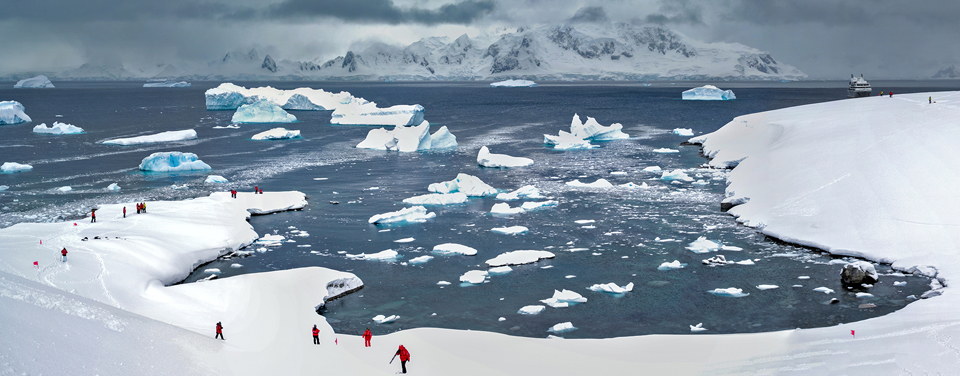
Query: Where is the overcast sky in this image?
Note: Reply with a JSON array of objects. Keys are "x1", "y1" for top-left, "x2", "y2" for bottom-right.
[{"x1": 1, "y1": 0, "x2": 958, "y2": 78}]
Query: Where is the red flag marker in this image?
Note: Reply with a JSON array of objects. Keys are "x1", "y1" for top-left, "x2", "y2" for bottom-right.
[
  {"x1": 33, "y1": 261, "x2": 39, "y2": 267},
  {"x1": 40, "y1": 240, "x2": 42, "y2": 244},
  {"x1": 335, "y1": 338, "x2": 338, "y2": 345},
  {"x1": 851, "y1": 330, "x2": 855, "y2": 337}
]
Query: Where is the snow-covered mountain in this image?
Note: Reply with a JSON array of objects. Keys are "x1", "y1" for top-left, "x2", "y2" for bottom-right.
[
  {"x1": 23, "y1": 23, "x2": 806, "y2": 81},
  {"x1": 932, "y1": 64, "x2": 960, "y2": 79}
]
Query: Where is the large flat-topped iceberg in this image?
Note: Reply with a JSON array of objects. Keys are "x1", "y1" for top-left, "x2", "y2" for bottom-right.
[
  {"x1": 138, "y1": 151, "x2": 212, "y2": 172},
  {"x1": 205, "y1": 83, "x2": 345, "y2": 110},
  {"x1": 356, "y1": 122, "x2": 457, "y2": 152},
  {"x1": 682, "y1": 85, "x2": 736, "y2": 100},
  {"x1": 103, "y1": 129, "x2": 197, "y2": 145},
  {"x1": 0, "y1": 101, "x2": 31, "y2": 125},
  {"x1": 144, "y1": 81, "x2": 191, "y2": 88},
  {"x1": 330, "y1": 101, "x2": 424, "y2": 126},
  {"x1": 33, "y1": 122, "x2": 83, "y2": 134},
  {"x1": 14, "y1": 75, "x2": 54, "y2": 88},
  {"x1": 251, "y1": 127, "x2": 301, "y2": 140},
  {"x1": 478, "y1": 146, "x2": 533, "y2": 168},
  {"x1": 490, "y1": 79, "x2": 537, "y2": 87},
  {"x1": 232, "y1": 99, "x2": 297, "y2": 123}
]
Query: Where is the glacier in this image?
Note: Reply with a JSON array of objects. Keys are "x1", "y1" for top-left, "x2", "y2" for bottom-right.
[
  {"x1": 0, "y1": 101, "x2": 32, "y2": 125},
  {"x1": 138, "y1": 152, "x2": 212, "y2": 172},
  {"x1": 14, "y1": 75, "x2": 54, "y2": 88},
  {"x1": 490, "y1": 79, "x2": 537, "y2": 87},
  {"x1": 33, "y1": 122, "x2": 84, "y2": 134},
  {"x1": 232, "y1": 99, "x2": 297, "y2": 123},
  {"x1": 251, "y1": 127, "x2": 301, "y2": 140},
  {"x1": 682, "y1": 85, "x2": 736, "y2": 100},
  {"x1": 102, "y1": 129, "x2": 197, "y2": 145},
  {"x1": 143, "y1": 81, "x2": 190, "y2": 88}
]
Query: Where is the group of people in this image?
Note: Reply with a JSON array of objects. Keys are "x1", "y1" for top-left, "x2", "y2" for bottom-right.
[
  {"x1": 230, "y1": 189, "x2": 238, "y2": 198},
  {"x1": 254, "y1": 186, "x2": 264, "y2": 194},
  {"x1": 136, "y1": 202, "x2": 147, "y2": 214}
]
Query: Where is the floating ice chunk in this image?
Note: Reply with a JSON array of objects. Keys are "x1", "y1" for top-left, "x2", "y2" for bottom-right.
[
  {"x1": 106, "y1": 183, "x2": 120, "y2": 191},
  {"x1": 0, "y1": 101, "x2": 32, "y2": 124},
  {"x1": 544, "y1": 130, "x2": 596, "y2": 150},
  {"x1": 230, "y1": 263, "x2": 242, "y2": 268},
  {"x1": 490, "y1": 79, "x2": 537, "y2": 87},
  {"x1": 547, "y1": 322, "x2": 577, "y2": 333},
  {"x1": 346, "y1": 249, "x2": 400, "y2": 261},
  {"x1": 518, "y1": 305, "x2": 545, "y2": 315},
  {"x1": 702, "y1": 255, "x2": 728, "y2": 266},
  {"x1": 478, "y1": 146, "x2": 533, "y2": 168},
  {"x1": 437, "y1": 281, "x2": 451, "y2": 285},
  {"x1": 57, "y1": 186, "x2": 72, "y2": 192},
  {"x1": 213, "y1": 124, "x2": 240, "y2": 129},
  {"x1": 566, "y1": 179, "x2": 613, "y2": 188},
  {"x1": 430, "y1": 126, "x2": 458, "y2": 149},
  {"x1": 369, "y1": 206, "x2": 436, "y2": 225},
  {"x1": 856, "y1": 292, "x2": 874, "y2": 298},
  {"x1": 171, "y1": 184, "x2": 189, "y2": 190},
  {"x1": 574, "y1": 220, "x2": 595, "y2": 225},
  {"x1": 756, "y1": 285, "x2": 779, "y2": 290},
  {"x1": 893, "y1": 281, "x2": 907, "y2": 286},
  {"x1": 498, "y1": 317, "x2": 506, "y2": 322},
  {"x1": 490, "y1": 226, "x2": 528, "y2": 235},
  {"x1": 33, "y1": 122, "x2": 83, "y2": 134},
  {"x1": 643, "y1": 166, "x2": 662, "y2": 172},
  {"x1": 491, "y1": 202, "x2": 524, "y2": 215},
  {"x1": 1, "y1": 162, "x2": 33, "y2": 173},
  {"x1": 682, "y1": 85, "x2": 736, "y2": 100},
  {"x1": 428, "y1": 173, "x2": 498, "y2": 197},
  {"x1": 14, "y1": 75, "x2": 54, "y2": 88},
  {"x1": 541, "y1": 289, "x2": 587, "y2": 308},
  {"x1": 104, "y1": 130, "x2": 198, "y2": 145},
  {"x1": 143, "y1": 81, "x2": 190, "y2": 88},
  {"x1": 657, "y1": 260, "x2": 686, "y2": 270},
  {"x1": 204, "y1": 175, "x2": 228, "y2": 183},
  {"x1": 797, "y1": 276, "x2": 811, "y2": 280},
  {"x1": 251, "y1": 127, "x2": 301, "y2": 140},
  {"x1": 486, "y1": 250, "x2": 555, "y2": 267},
  {"x1": 204, "y1": 268, "x2": 221, "y2": 274},
  {"x1": 653, "y1": 148, "x2": 679, "y2": 154},
  {"x1": 206, "y1": 83, "x2": 334, "y2": 110},
  {"x1": 356, "y1": 121, "x2": 432, "y2": 152},
  {"x1": 496, "y1": 185, "x2": 543, "y2": 201},
  {"x1": 459, "y1": 270, "x2": 489, "y2": 284},
  {"x1": 232, "y1": 99, "x2": 296, "y2": 123},
  {"x1": 686, "y1": 236, "x2": 722, "y2": 253},
  {"x1": 587, "y1": 282, "x2": 634, "y2": 294},
  {"x1": 570, "y1": 114, "x2": 629, "y2": 140},
  {"x1": 408, "y1": 255, "x2": 433, "y2": 265},
  {"x1": 610, "y1": 171, "x2": 628, "y2": 176},
  {"x1": 673, "y1": 128, "x2": 694, "y2": 136},
  {"x1": 138, "y1": 152, "x2": 211, "y2": 172},
  {"x1": 813, "y1": 287, "x2": 834, "y2": 294},
  {"x1": 520, "y1": 200, "x2": 558, "y2": 211},
  {"x1": 721, "y1": 245, "x2": 743, "y2": 251},
  {"x1": 690, "y1": 323, "x2": 708, "y2": 332},
  {"x1": 708, "y1": 287, "x2": 749, "y2": 297},
  {"x1": 432, "y1": 243, "x2": 478, "y2": 256},
  {"x1": 736, "y1": 259, "x2": 756, "y2": 266},
  {"x1": 488, "y1": 266, "x2": 513, "y2": 275},
  {"x1": 394, "y1": 237, "x2": 415, "y2": 243},
  {"x1": 692, "y1": 180, "x2": 709, "y2": 186},
  {"x1": 0, "y1": 185, "x2": 8, "y2": 191},
  {"x1": 256, "y1": 234, "x2": 285, "y2": 246},
  {"x1": 661, "y1": 170, "x2": 694, "y2": 181},
  {"x1": 619, "y1": 182, "x2": 648, "y2": 189},
  {"x1": 331, "y1": 100, "x2": 424, "y2": 126},
  {"x1": 372, "y1": 314, "x2": 400, "y2": 324}
]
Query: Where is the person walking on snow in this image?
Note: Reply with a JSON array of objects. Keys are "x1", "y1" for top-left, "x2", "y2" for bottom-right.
[
  {"x1": 363, "y1": 328, "x2": 372, "y2": 347},
  {"x1": 312, "y1": 325, "x2": 320, "y2": 345},
  {"x1": 215, "y1": 322, "x2": 224, "y2": 340},
  {"x1": 90, "y1": 209, "x2": 96, "y2": 223},
  {"x1": 61, "y1": 248, "x2": 67, "y2": 262},
  {"x1": 394, "y1": 345, "x2": 411, "y2": 374},
  {"x1": 123, "y1": 206, "x2": 126, "y2": 218},
  {"x1": 930, "y1": 96, "x2": 932, "y2": 104}
]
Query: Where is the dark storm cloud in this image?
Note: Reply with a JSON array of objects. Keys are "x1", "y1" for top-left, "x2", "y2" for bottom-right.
[
  {"x1": 643, "y1": 0, "x2": 703, "y2": 25},
  {"x1": 264, "y1": 0, "x2": 496, "y2": 25},
  {"x1": 568, "y1": 6, "x2": 609, "y2": 23},
  {"x1": 723, "y1": 0, "x2": 960, "y2": 26}
]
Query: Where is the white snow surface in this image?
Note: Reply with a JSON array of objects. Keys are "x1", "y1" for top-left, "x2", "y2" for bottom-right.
[
  {"x1": 490, "y1": 79, "x2": 537, "y2": 87},
  {"x1": 368, "y1": 206, "x2": 436, "y2": 224},
  {"x1": 33, "y1": 122, "x2": 83, "y2": 134},
  {"x1": 14, "y1": 75, "x2": 54, "y2": 88},
  {"x1": 428, "y1": 173, "x2": 498, "y2": 196},
  {"x1": 0, "y1": 100, "x2": 32, "y2": 124},
  {"x1": 404, "y1": 192, "x2": 468, "y2": 205},
  {"x1": 432, "y1": 243, "x2": 478, "y2": 256},
  {"x1": 356, "y1": 121, "x2": 456, "y2": 152},
  {"x1": 138, "y1": 151, "x2": 212, "y2": 172},
  {"x1": 477, "y1": 146, "x2": 534, "y2": 168},
  {"x1": 251, "y1": 127, "x2": 301, "y2": 140},
  {"x1": 1, "y1": 162, "x2": 33, "y2": 173},
  {"x1": 102, "y1": 129, "x2": 197, "y2": 145},
  {"x1": 485, "y1": 250, "x2": 556, "y2": 267},
  {"x1": 144, "y1": 81, "x2": 190, "y2": 87},
  {"x1": 231, "y1": 99, "x2": 297, "y2": 123},
  {"x1": 682, "y1": 85, "x2": 736, "y2": 100}
]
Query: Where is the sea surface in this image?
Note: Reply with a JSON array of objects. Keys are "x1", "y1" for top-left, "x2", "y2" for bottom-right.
[{"x1": 1, "y1": 80, "x2": 945, "y2": 339}]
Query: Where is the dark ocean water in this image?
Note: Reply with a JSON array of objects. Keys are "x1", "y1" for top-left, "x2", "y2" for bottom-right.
[{"x1": 0, "y1": 80, "x2": 943, "y2": 338}]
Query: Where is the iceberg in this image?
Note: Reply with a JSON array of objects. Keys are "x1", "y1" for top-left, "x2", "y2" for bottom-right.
[
  {"x1": 459, "y1": 270, "x2": 488, "y2": 284},
  {"x1": 707, "y1": 287, "x2": 750, "y2": 297},
  {"x1": 643, "y1": 166, "x2": 662, "y2": 172},
  {"x1": 138, "y1": 152, "x2": 212, "y2": 172},
  {"x1": 428, "y1": 173, "x2": 498, "y2": 197},
  {"x1": 14, "y1": 75, "x2": 54, "y2": 88},
  {"x1": 496, "y1": 185, "x2": 543, "y2": 201},
  {"x1": 490, "y1": 79, "x2": 537, "y2": 87},
  {"x1": 251, "y1": 127, "x2": 301, "y2": 141},
  {"x1": 331, "y1": 101, "x2": 424, "y2": 126},
  {"x1": 518, "y1": 305, "x2": 545, "y2": 315},
  {"x1": 429, "y1": 126, "x2": 458, "y2": 149},
  {"x1": 477, "y1": 146, "x2": 533, "y2": 168},
  {"x1": 490, "y1": 203, "x2": 524, "y2": 215},
  {"x1": 682, "y1": 85, "x2": 736, "y2": 100},
  {"x1": 490, "y1": 226, "x2": 528, "y2": 235},
  {"x1": 686, "y1": 237, "x2": 723, "y2": 254},
  {"x1": 432, "y1": 243, "x2": 478, "y2": 256},
  {"x1": 673, "y1": 128, "x2": 694, "y2": 136},
  {"x1": 372, "y1": 314, "x2": 400, "y2": 324},
  {"x1": 408, "y1": 255, "x2": 434, "y2": 265},
  {"x1": 657, "y1": 260, "x2": 686, "y2": 270},
  {"x1": 566, "y1": 179, "x2": 614, "y2": 188},
  {"x1": 520, "y1": 200, "x2": 558, "y2": 211},
  {"x1": 102, "y1": 129, "x2": 197, "y2": 145},
  {"x1": 106, "y1": 183, "x2": 121, "y2": 191},
  {"x1": 403, "y1": 192, "x2": 468, "y2": 205},
  {"x1": 368, "y1": 206, "x2": 436, "y2": 225},
  {"x1": 57, "y1": 186, "x2": 72, "y2": 192},
  {"x1": 345, "y1": 249, "x2": 400, "y2": 261},
  {"x1": 652, "y1": 148, "x2": 679, "y2": 153},
  {"x1": 690, "y1": 323, "x2": 708, "y2": 333},
  {"x1": 660, "y1": 170, "x2": 694, "y2": 182},
  {"x1": 486, "y1": 250, "x2": 555, "y2": 267},
  {"x1": 232, "y1": 99, "x2": 297, "y2": 123},
  {"x1": 0, "y1": 101, "x2": 31, "y2": 125},
  {"x1": 356, "y1": 121, "x2": 431, "y2": 152},
  {"x1": 756, "y1": 285, "x2": 779, "y2": 290},
  {"x1": 33, "y1": 122, "x2": 83, "y2": 134},
  {"x1": 543, "y1": 130, "x2": 596, "y2": 150},
  {"x1": 1, "y1": 162, "x2": 33, "y2": 173},
  {"x1": 547, "y1": 322, "x2": 577, "y2": 333},
  {"x1": 587, "y1": 282, "x2": 635, "y2": 294},
  {"x1": 205, "y1": 83, "x2": 341, "y2": 110},
  {"x1": 813, "y1": 287, "x2": 835, "y2": 294},
  {"x1": 204, "y1": 175, "x2": 228, "y2": 183},
  {"x1": 540, "y1": 289, "x2": 587, "y2": 308},
  {"x1": 570, "y1": 114, "x2": 630, "y2": 141},
  {"x1": 143, "y1": 81, "x2": 190, "y2": 88}
]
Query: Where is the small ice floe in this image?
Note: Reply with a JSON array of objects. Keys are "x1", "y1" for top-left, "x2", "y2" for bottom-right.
[
  {"x1": 33, "y1": 122, "x2": 84, "y2": 134},
  {"x1": 657, "y1": 260, "x2": 686, "y2": 270},
  {"x1": 565, "y1": 275, "x2": 576, "y2": 279},
  {"x1": 547, "y1": 322, "x2": 577, "y2": 334},
  {"x1": 682, "y1": 85, "x2": 736, "y2": 100},
  {"x1": 686, "y1": 237, "x2": 722, "y2": 253},
  {"x1": 0, "y1": 185, "x2": 8, "y2": 191},
  {"x1": 491, "y1": 202, "x2": 525, "y2": 215},
  {"x1": 256, "y1": 234, "x2": 285, "y2": 246},
  {"x1": 372, "y1": 315, "x2": 400, "y2": 324},
  {"x1": 661, "y1": 170, "x2": 693, "y2": 182},
  {"x1": 369, "y1": 206, "x2": 436, "y2": 225},
  {"x1": 541, "y1": 265, "x2": 553, "y2": 269},
  {"x1": 652, "y1": 148, "x2": 679, "y2": 153},
  {"x1": 394, "y1": 237, "x2": 415, "y2": 243},
  {"x1": 721, "y1": 245, "x2": 743, "y2": 251},
  {"x1": 690, "y1": 323, "x2": 708, "y2": 333},
  {"x1": 619, "y1": 182, "x2": 648, "y2": 189},
  {"x1": 643, "y1": 166, "x2": 662, "y2": 172},
  {"x1": 56, "y1": 186, "x2": 72, "y2": 192},
  {"x1": 204, "y1": 268, "x2": 221, "y2": 274},
  {"x1": 797, "y1": 276, "x2": 811, "y2": 280},
  {"x1": 171, "y1": 184, "x2": 189, "y2": 190},
  {"x1": 610, "y1": 171, "x2": 628, "y2": 176},
  {"x1": 813, "y1": 287, "x2": 835, "y2": 294},
  {"x1": 213, "y1": 124, "x2": 240, "y2": 129},
  {"x1": 496, "y1": 185, "x2": 544, "y2": 201},
  {"x1": 792, "y1": 285, "x2": 804, "y2": 288},
  {"x1": 477, "y1": 146, "x2": 533, "y2": 168},
  {"x1": 345, "y1": 249, "x2": 400, "y2": 261},
  {"x1": 408, "y1": 255, "x2": 433, "y2": 265},
  {"x1": 432, "y1": 243, "x2": 478, "y2": 256},
  {"x1": 488, "y1": 266, "x2": 513, "y2": 275},
  {"x1": 587, "y1": 282, "x2": 634, "y2": 294},
  {"x1": 251, "y1": 127, "x2": 301, "y2": 140},
  {"x1": 702, "y1": 255, "x2": 728, "y2": 266},
  {"x1": 520, "y1": 201, "x2": 558, "y2": 211},
  {"x1": 403, "y1": 192, "x2": 468, "y2": 205},
  {"x1": 491, "y1": 79, "x2": 537, "y2": 87},
  {"x1": 437, "y1": 281, "x2": 451, "y2": 286},
  {"x1": 707, "y1": 287, "x2": 750, "y2": 298},
  {"x1": 673, "y1": 128, "x2": 694, "y2": 136},
  {"x1": 566, "y1": 179, "x2": 614, "y2": 188},
  {"x1": 295, "y1": 231, "x2": 310, "y2": 237},
  {"x1": 692, "y1": 180, "x2": 709, "y2": 186},
  {"x1": 855, "y1": 292, "x2": 874, "y2": 298},
  {"x1": 106, "y1": 183, "x2": 121, "y2": 191},
  {"x1": 205, "y1": 175, "x2": 228, "y2": 183},
  {"x1": 893, "y1": 281, "x2": 907, "y2": 286},
  {"x1": 591, "y1": 252, "x2": 602, "y2": 255},
  {"x1": 544, "y1": 131, "x2": 596, "y2": 150},
  {"x1": 490, "y1": 226, "x2": 528, "y2": 235},
  {"x1": 498, "y1": 317, "x2": 506, "y2": 322},
  {"x1": 518, "y1": 305, "x2": 545, "y2": 315},
  {"x1": 486, "y1": 250, "x2": 555, "y2": 267},
  {"x1": 756, "y1": 285, "x2": 779, "y2": 290},
  {"x1": 541, "y1": 289, "x2": 588, "y2": 308},
  {"x1": 428, "y1": 173, "x2": 498, "y2": 197},
  {"x1": 736, "y1": 259, "x2": 756, "y2": 266},
  {"x1": 574, "y1": 220, "x2": 596, "y2": 224},
  {"x1": 460, "y1": 270, "x2": 489, "y2": 284},
  {"x1": 1, "y1": 162, "x2": 33, "y2": 173}
]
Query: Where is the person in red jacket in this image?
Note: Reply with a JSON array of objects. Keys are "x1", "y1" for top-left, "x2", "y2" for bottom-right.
[
  {"x1": 215, "y1": 322, "x2": 224, "y2": 340},
  {"x1": 61, "y1": 248, "x2": 68, "y2": 262},
  {"x1": 394, "y1": 345, "x2": 410, "y2": 374},
  {"x1": 90, "y1": 209, "x2": 96, "y2": 223},
  {"x1": 362, "y1": 328, "x2": 372, "y2": 347},
  {"x1": 123, "y1": 206, "x2": 126, "y2": 218},
  {"x1": 312, "y1": 325, "x2": 320, "y2": 345}
]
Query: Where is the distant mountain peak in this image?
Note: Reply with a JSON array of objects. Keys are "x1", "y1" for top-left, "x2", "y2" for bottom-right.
[{"x1": 933, "y1": 64, "x2": 960, "y2": 79}]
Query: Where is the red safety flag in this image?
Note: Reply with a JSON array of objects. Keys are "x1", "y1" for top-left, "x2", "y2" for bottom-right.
[
  {"x1": 851, "y1": 330, "x2": 855, "y2": 337},
  {"x1": 335, "y1": 338, "x2": 338, "y2": 345},
  {"x1": 33, "y1": 261, "x2": 38, "y2": 267},
  {"x1": 40, "y1": 240, "x2": 42, "y2": 244}
]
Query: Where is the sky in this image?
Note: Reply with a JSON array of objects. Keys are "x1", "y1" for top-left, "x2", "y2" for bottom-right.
[{"x1": 1, "y1": 0, "x2": 958, "y2": 79}]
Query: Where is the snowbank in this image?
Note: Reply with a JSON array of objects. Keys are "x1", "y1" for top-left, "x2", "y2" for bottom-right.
[
  {"x1": 428, "y1": 173, "x2": 498, "y2": 197},
  {"x1": 232, "y1": 99, "x2": 297, "y2": 123},
  {"x1": 144, "y1": 81, "x2": 191, "y2": 88},
  {"x1": 14, "y1": 75, "x2": 54, "y2": 88},
  {"x1": 251, "y1": 127, "x2": 301, "y2": 140},
  {"x1": 477, "y1": 146, "x2": 533, "y2": 168},
  {"x1": 433, "y1": 243, "x2": 478, "y2": 256},
  {"x1": 369, "y1": 206, "x2": 436, "y2": 225},
  {"x1": 490, "y1": 79, "x2": 537, "y2": 87},
  {"x1": 33, "y1": 122, "x2": 83, "y2": 134},
  {"x1": 1, "y1": 162, "x2": 33, "y2": 173},
  {"x1": 139, "y1": 152, "x2": 212, "y2": 172},
  {"x1": 356, "y1": 121, "x2": 457, "y2": 152},
  {"x1": 0, "y1": 100, "x2": 31, "y2": 124},
  {"x1": 102, "y1": 129, "x2": 197, "y2": 145},
  {"x1": 403, "y1": 192, "x2": 468, "y2": 205},
  {"x1": 682, "y1": 85, "x2": 736, "y2": 100}
]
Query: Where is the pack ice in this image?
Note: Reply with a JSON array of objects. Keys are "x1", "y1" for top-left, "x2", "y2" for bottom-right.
[
  {"x1": 682, "y1": 85, "x2": 736, "y2": 100},
  {"x1": 251, "y1": 127, "x2": 301, "y2": 140},
  {"x1": 356, "y1": 121, "x2": 458, "y2": 152},
  {"x1": 138, "y1": 152, "x2": 212, "y2": 172},
  {"x1": 0, "y1": 101, "x2": 32, "y2": 124},
  {"x1": 102, "y1": 129, "x2": 197, "y2": 145},
  {"x1": 14, "y1": 75, "x2": 54, "y2": 88},
  {"x1": 232, "y1": 99, "x2": 297, "y2": 123},
  {"x1": 33, "y1": 122, "x2": 83, "y2": 134},
  {"x1": 144, "y1": 81, "x2": 190, "y2": 88},
  {"x1": 477, "y1": 146, "x2": 533, "y2": 168}
]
